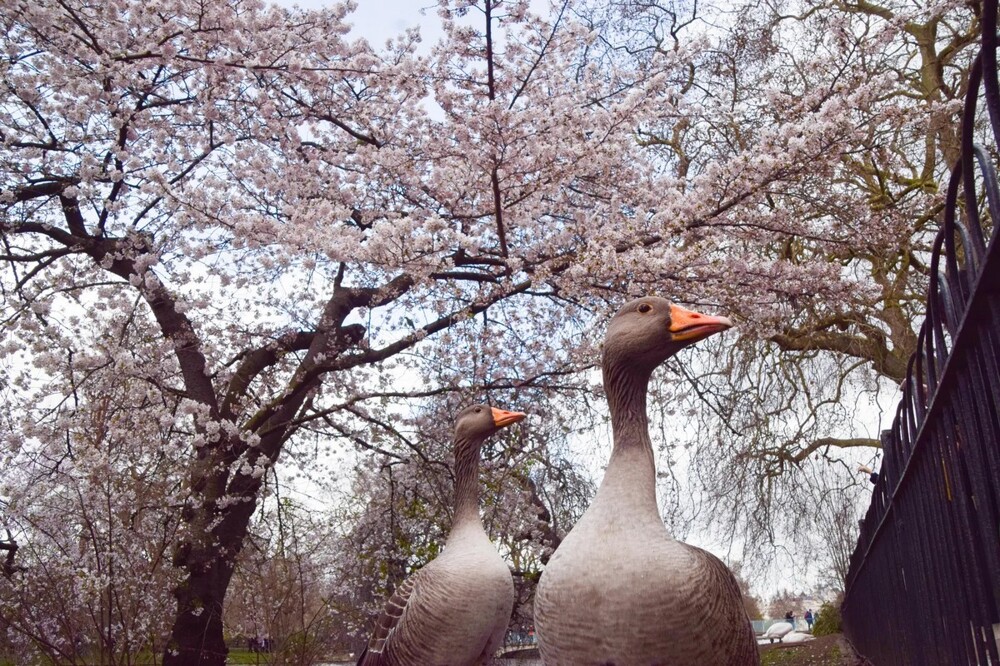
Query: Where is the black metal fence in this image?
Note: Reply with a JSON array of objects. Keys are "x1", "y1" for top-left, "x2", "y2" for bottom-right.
[{"x1": 840, "y1": 2, "x2": 1000, "y2": 664}]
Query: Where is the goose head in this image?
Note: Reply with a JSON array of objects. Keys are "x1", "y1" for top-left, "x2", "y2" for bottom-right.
[
  {"x1": 603, "y1": 296, "x2": 733, "y2": 373},
  {"x1": 450, "y1": 404, "x2": 526, "y2": 513},
  {"x1": 453, "y1": 404, "x2": 526, "y2": 445}
]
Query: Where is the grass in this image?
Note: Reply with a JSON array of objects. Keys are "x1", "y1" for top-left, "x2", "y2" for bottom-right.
[
  {"x1": 760, "y1": 635, "x2": 854, "y2": 666},
  {"x1": 224, "y1": 648, "x2": 354, "y2": 664},
  {"x1": 763, "y1": 646, "x2": 842, "y2": 665},
  {"x1": 224, "y1": 649, "x2": 273, "y2": 665}
]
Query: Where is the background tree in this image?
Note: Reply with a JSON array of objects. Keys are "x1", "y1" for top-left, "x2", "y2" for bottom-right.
[
  {"x1": 766, "y1": 589, "x2": 810, "y2": 623},
  {"x1": 224, "y1": 491, "x2": 344, "y2": 665},
  {"x1": 730, "y1": 563, "x2": 765, "y2": 621},
  {"x1": 0, "y1": 320, "x2": 182, "y2": 664}
]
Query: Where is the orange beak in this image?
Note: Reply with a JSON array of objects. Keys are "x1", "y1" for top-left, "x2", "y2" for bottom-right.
[
  {"x1": 668, "y1": 303, "x2": 733, "y2": 343},
  {"x1": 491, "y1": 407, "x2": 526, "y2": 428}
]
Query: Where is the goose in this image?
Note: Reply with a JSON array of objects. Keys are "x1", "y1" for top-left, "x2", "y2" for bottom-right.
[
  {"x1": 357, "y1": 404, "x2": 525, "y2": 666},
  {"x1": 761, "y1": 621, "x2": 794, "y2": 643},
  {"x1": 533, "y1": 297, "x2": 759, "y2": 665}
]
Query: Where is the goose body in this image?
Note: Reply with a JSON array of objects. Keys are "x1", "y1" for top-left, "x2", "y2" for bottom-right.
[
  {"x1": 358, "y1": 405, "x2": 524, "y2": 666},
  {"x1": 762, "y1": 621, "x2": 794, "y2": 643},
  {"x1": 534, "y1": 297, "x2": 759, "y2": 665}
]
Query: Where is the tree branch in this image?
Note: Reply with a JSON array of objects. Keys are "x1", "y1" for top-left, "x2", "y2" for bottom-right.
[
  {"x1": 0, "y1": 538, "x2": 19, "y2": 579},
  {"x1": 790, "y1": 437, "x2": 882, "y2": 464},
  {"x1": 5, "y1": 206, "x2": 219, "y2": 411},
  {"x1": 221, "y1": 331, "x2": 316, "y2": 419},
  {"x1": 333, "y1": 279, "x2": 534, "y2": 370}
]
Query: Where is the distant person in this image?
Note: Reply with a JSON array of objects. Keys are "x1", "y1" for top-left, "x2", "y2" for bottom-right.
[
  {"x1": 805, "y1": 608, "x2": 814, "y2": 631},
  {"x1": 784, "y1": 610, "x2": 794, "y2": 629},
  {"x1": 858, "y1": 464, "x2": 879, "y2": 484}
]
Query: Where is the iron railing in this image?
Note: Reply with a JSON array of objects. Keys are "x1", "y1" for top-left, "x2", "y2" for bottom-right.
[{"x1": 841, "y1": 1, "x2": 1000, "y2": 664}]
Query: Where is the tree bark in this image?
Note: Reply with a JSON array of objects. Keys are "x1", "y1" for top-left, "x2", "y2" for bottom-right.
[
  {"x1": 164, "y1": 560, "x2": 236, "y2": 666},
  {"x1": 163, "y1": 459, "x2": 262, "y2": 666}
]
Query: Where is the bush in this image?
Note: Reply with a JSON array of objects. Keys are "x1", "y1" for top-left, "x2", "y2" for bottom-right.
[{"x1": 812, "y1": 601, "x2": 842, "y2": 636}]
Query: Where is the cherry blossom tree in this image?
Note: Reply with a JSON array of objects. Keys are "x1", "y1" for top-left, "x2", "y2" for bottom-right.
[
  {"x1": 1, "y1": 0, "x2": 969, "y2": 662},
  {"x1": 0, "y1": 319, "x2": 183, "y2": 664}
]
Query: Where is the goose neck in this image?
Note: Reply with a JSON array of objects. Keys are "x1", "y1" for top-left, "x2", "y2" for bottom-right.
[
  {"x1": 452, "y1": 435, "x2": 484, "y2": 527},
  {"x1": 597, "y1": 361, "x2": 659, "y2": 515},
  {"x1": 603, "y1": 362, "x2": 653, "y2": 451}
]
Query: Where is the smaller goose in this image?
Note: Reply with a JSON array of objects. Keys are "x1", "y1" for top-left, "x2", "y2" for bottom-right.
[{"x1": 357, "y1": 404, "x2": 525, "y2": 666}]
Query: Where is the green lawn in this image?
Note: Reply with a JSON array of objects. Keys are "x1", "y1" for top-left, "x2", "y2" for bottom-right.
[
  {"x1": 224, "y1": 648, "x2": 353, "y2": 664},
  {"x1": 224, "y1": 649, "x2": 272, "y2": 665}
]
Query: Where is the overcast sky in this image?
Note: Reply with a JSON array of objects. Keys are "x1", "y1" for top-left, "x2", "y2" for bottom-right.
[{"x1": 276, "y1": 0, "x2": 444, "y2": 47}]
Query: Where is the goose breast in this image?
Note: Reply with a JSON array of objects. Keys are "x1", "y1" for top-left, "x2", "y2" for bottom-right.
[
  {"x1": 535, "y1": 506, "x2": 755, "y2": 665},
  {"x1": 365, "y1": 535, "x2": 514, "y2": 666}
]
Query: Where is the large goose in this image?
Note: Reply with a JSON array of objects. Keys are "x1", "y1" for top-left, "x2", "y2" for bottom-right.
[
  {"x1": 357, "y1": 404, "x2": 525, "y2": 666},
  {"x1": 534, "y1": 297, "x2": 759, "y2": 665}
]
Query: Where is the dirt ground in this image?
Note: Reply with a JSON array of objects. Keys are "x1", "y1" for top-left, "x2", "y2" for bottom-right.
[{"x1": 758, "y1": 633, "x2": 871, "y2": 666}]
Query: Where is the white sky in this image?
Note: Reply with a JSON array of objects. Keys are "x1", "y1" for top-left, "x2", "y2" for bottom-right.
[{"x1": 280, "y1": 0, "x2": 444, "y2": 47}]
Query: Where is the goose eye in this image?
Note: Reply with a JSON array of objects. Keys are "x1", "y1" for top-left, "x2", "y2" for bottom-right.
[
  {"x1": 474, "y1": 407, "x2": 482, "y2": 413},
  {"x1": 637, "y1": 303, "x2": 653, "y2": 313}
]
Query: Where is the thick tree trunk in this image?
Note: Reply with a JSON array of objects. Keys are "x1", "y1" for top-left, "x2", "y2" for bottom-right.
[
  {"x1": 163, "y1": 559, "x2": 236, "y2": 666},
  {"x1": 162, "y1": 448, "x2": 262, "y2": 666}
]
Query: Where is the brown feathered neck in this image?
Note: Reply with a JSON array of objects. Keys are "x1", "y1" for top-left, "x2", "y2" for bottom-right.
[
  {"x1": 602, "y1": 348, "x2": 655, "y2": 452},
  {"x1": 452, "y1": 431, "x2": 488, "y2": 527}
]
